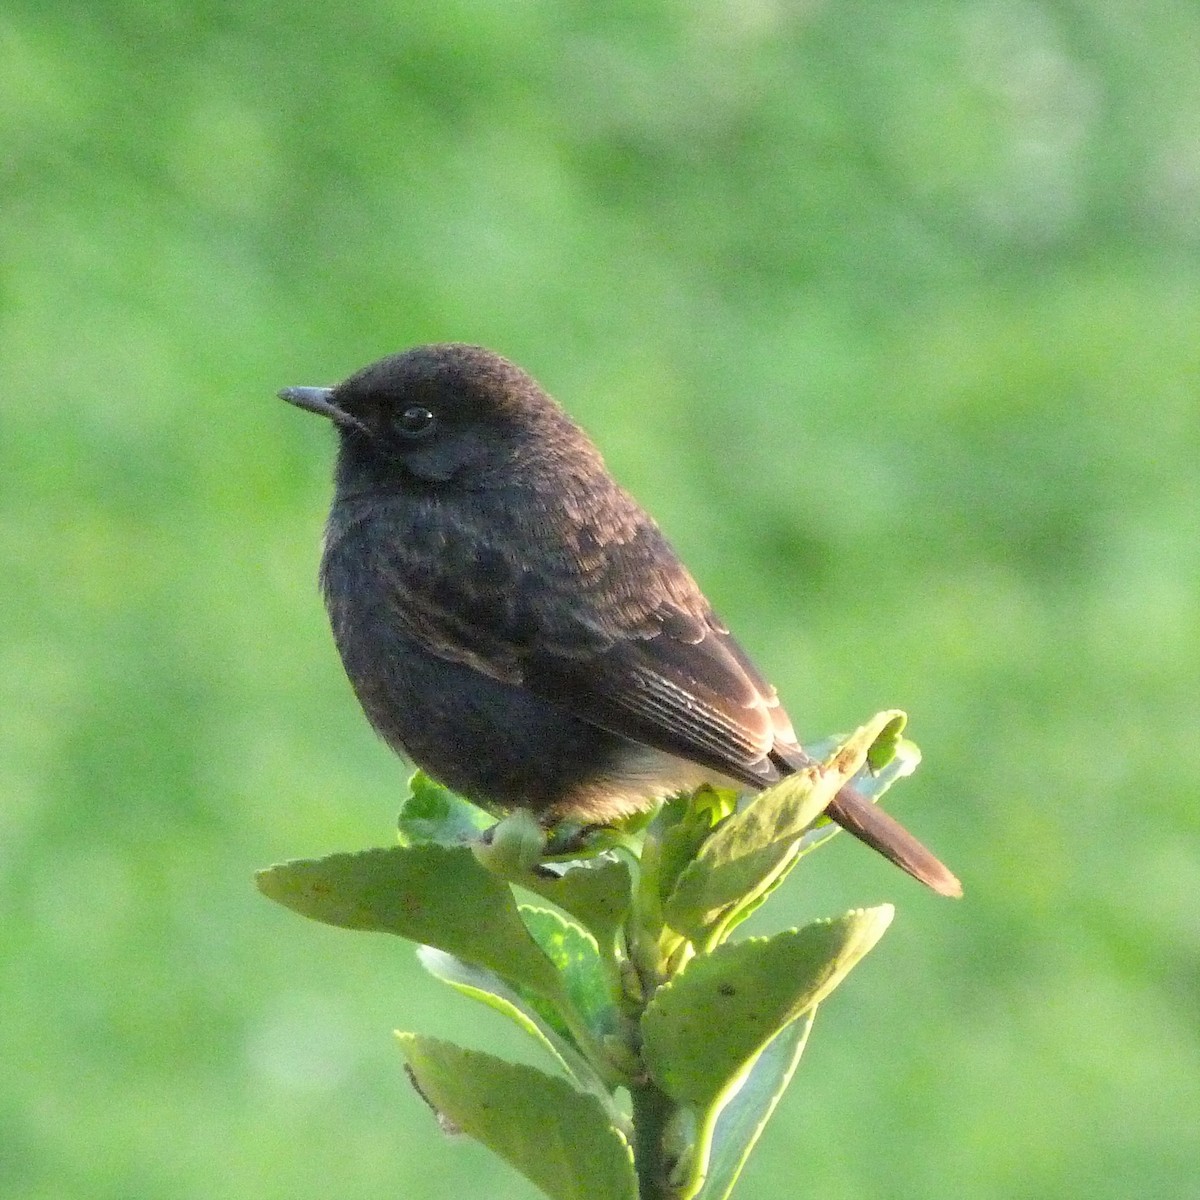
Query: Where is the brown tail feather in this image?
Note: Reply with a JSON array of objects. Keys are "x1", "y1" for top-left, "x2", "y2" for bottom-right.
[{"x1": 825, "y1": 784, "x2": 962, "y2": 898}]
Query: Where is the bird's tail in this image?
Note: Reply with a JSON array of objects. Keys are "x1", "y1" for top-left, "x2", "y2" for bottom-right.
[
  {"x1": 824, "y1": 784, "x2": 962, "y2": 898},
  {"x1": 769, "y1": 744, "x2": 961, "y2": 897}
]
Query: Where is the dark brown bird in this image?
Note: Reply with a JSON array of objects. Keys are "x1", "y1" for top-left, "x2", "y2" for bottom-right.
[{"x1": 280, "y1": 344, "x2": 961, "y2": 897}]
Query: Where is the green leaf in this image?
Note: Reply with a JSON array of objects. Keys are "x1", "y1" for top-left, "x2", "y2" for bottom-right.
[
  {"x1": 663, "y1": 712, "x2": 907, "y2": 943},
  {"x1": 641, "y1": 906, "x2": 893, "y2": 1108},
  {"x1": 693, "y1": 1013, "x2": 814, "y2": 1200},
  {"x1": 652, "y1": 787, "x2": 738, "y2": 906},
  {"x1": 398, "y1": 1035, "x2": 637, "y2": 1200},
  {"x1": 797, "y1": 732, "x2": 922, "y2": 856},
  {"x1": 716, "y1": 734, "x2": 920, "y2": 937},
  {"x1": 396, "y1": 771, "x2": 493, "y2": 846},
  {"x1": 256, "y1": 844, "x2": 560, "y2": 999},
  {"x1": 416, "y1": 947, "x2": 618, "y2": 1119},
  {"x1": 864, "y1": 712, "x2": 906, "y2": 772},
  {"x1": 520, "y1": 906, "x2": 615, "y2": 1040},
  {"x1": 496, "y1": 852, "x2": 633, "y2": 957},
  {"x1": 472, "y1": 808, "x2": 550, "y2": 876}
]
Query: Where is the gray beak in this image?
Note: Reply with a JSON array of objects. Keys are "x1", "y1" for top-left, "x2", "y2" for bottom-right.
[{"x1": 278, "y1": 386, "x2": 369, "y2": 435}]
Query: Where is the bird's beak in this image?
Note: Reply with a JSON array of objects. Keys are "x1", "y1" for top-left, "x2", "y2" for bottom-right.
[{"x1": 277, "y1": 386, "x2": 369, "y2": 435}]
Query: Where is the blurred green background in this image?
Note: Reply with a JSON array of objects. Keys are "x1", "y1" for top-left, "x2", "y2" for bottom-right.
[{"x1": 3, "y1": 2, "x2": 1197, "y2": 1197}]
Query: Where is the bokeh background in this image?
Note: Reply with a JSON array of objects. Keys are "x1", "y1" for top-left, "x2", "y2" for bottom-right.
[{"x1": 3, "y1": 2, "x2": 1198, "y2": 1197}]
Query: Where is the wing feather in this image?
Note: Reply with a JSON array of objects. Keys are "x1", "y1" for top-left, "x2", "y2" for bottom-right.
[{"x1": 332, "y1": 484, "x2": 789, "y2": 784}]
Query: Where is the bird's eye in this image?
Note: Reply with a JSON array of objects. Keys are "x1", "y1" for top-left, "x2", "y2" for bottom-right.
[{"x1": 395, "y1": 405, "x2": 437, "y2": 438}]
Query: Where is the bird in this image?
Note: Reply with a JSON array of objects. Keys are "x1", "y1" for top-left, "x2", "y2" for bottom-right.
[{"x1": 279, "y1": 343, "x2": 961, "y2": 897}]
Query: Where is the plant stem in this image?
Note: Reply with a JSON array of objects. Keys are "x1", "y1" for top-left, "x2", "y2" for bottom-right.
[{"x1": 630, "y1": 1079, "x2": 677, "y2": 1200}]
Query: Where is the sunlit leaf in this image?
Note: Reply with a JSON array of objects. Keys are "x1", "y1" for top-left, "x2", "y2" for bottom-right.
[
  {"x1": 256, "y1": 844, "x2": 560, "y2": 998},
  {"x1": 416, "y1": 947, "x2": 617, "y2": 1118},
  {"x1": 693, "y1": 1014, "x2": 814, "y2": 1200},
  {"x1": 664, "y1": 713, "x2": 906, "y2": 942},
  {"x1": 398, "y1": 1035, "x2": 637, "y2": 1200},
  {"x1": 520, "y1": 906, "x2": 615, "y2": 1040},
  {"x1": 641, "y1": 907, "x2": 893, "y2": 1108},
  {"x1": 496, "y1": 851, "x2": 634, "y2": 957},
  {"x1": 397, "y1": 771, "x2": 493, "y2": 846}
]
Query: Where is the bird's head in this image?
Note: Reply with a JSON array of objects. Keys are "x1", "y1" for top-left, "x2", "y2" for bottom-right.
[{"x1": 279, "y1": 343, "x2": 598, "y2": 490}]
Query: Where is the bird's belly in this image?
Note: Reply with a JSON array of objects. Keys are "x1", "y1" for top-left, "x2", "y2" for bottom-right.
[{"x1": 327, "y1": 595, "x2": 718, "y2": 820}]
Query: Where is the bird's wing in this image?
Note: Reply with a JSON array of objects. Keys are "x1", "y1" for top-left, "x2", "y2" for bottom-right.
[
  {"x1": 525, "y1": 616, "x2": 790, "y2": 787},
  {"x1": 358, "y1": 488, "x2": 794, "y2": 786}
]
